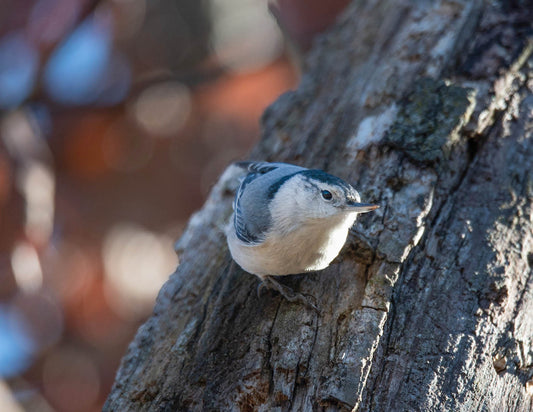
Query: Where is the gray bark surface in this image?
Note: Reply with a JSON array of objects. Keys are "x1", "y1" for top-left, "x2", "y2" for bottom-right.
[{"x1": 105, "y1": 1, "x2": 533, "y2": 410}]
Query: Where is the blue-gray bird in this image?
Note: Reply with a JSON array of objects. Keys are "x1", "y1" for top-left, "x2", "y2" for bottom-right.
[{"x1": 226, "y1": 161, "x2": 378, "y2": 307}]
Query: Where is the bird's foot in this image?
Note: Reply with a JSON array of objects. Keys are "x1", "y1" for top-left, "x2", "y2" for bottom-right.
[{"x1": 257, "y1": 276, "x2": 320, "y2": 313}]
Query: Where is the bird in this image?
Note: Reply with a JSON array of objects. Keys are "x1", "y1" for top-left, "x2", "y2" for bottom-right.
[{"x1": 226, "y1": 161, "x2": 379, "y2": 309}]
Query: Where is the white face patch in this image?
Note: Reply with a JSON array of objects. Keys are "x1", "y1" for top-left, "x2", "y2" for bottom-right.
[{"x1": 268, "y1": 175, "x2": 356, "y2": 232}]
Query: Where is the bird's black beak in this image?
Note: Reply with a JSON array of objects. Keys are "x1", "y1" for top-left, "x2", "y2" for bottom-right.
[{"x1": 346, "y1": 202, "x2": 379, "y2": 213}]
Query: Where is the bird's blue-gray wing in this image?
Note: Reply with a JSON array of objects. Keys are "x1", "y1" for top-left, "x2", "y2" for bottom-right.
[
  {"x1": 233, "y1": 171, "x2": 263, "y2": 244},
  {"x1": 233, "y1": 162, "x2": 304, "y2": 244},
  {"x1": 235, "y1": 161, "x2": 284, "y2": 175}
]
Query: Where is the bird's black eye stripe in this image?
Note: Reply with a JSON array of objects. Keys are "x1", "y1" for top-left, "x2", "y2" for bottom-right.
[{"x1": 321, "y1": 190, "x2": 333, "y2": 200}]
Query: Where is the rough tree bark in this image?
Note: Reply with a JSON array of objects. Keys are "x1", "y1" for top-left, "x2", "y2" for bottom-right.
[{"x1": 105, "y1": 1, "x2": 533, "y2": 410}]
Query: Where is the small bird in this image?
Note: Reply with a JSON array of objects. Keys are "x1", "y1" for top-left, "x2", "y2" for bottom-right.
[{"x1": 227, "y1": 161, "x2": 378, "y2": 308}]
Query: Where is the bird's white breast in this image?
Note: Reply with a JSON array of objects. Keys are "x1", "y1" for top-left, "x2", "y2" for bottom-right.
[{"x1": 227, "y1": 212, "x2": 357, "y2": 278}]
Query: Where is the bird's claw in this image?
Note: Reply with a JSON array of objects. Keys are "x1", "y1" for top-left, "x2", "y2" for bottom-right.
[{"x1": 258, "y1": 276, "x2": 320, "y2": 313}]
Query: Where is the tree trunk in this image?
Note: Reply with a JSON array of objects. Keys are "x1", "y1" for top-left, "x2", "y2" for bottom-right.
[{"x1": 104, "y1": 1, "x2": 533, "y2": 410}]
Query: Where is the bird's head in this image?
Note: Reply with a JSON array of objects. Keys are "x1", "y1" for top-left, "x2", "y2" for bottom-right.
[{"x1": 270, "y1": 169, "x2": 378, "y2": 225}]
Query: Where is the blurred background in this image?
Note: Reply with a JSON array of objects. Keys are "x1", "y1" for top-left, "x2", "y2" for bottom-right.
[{"x1": 0, "y1": 0, "x2": 349, "y2": 410}]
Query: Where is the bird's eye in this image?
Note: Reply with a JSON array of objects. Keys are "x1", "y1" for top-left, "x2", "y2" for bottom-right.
[{"x1": 321, "y1": 190, "x2": 333, "y2": 200}]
